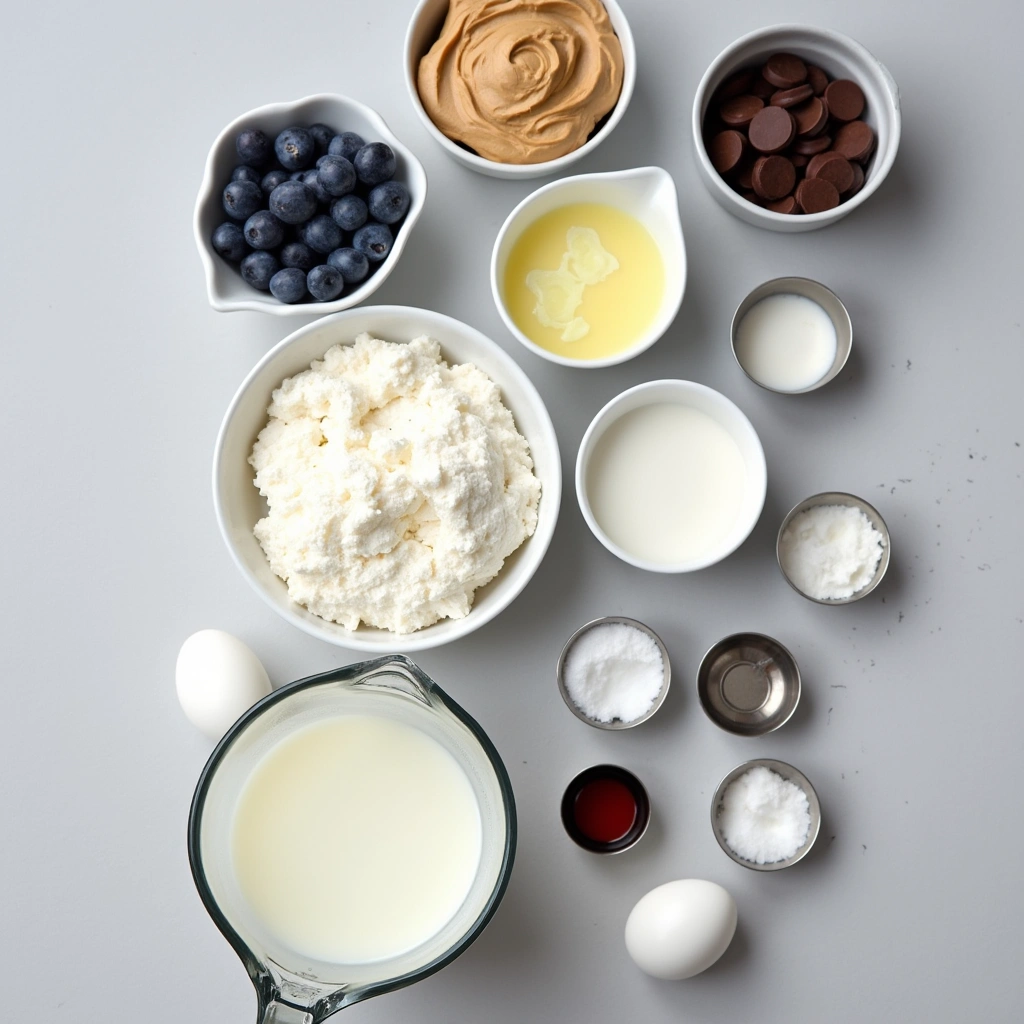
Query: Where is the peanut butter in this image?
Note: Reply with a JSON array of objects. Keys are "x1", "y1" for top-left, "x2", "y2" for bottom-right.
[{"x1": 417, "y1": 0, "x2": 624, "y2": 165}]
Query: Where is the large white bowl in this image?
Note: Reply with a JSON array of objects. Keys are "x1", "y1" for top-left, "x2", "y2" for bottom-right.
[
  {"x1": 404, "y1": 0, "x2": 636, "y2": 180},
  {"x1": 194, "y1": 94, "x2": 427, "y2": 314},
  {"x1": 576, "y1": 380, "x2": 767, "y2": 572},
  {"x1": 692, "y1": 24, "x2": 901, "y2": 232},
  {"x1": 214, "y1": 306, "x2": 561, "y2": 652},
  {"x1": 490, "y1": 167, "x2": 685, "y2": 368}
]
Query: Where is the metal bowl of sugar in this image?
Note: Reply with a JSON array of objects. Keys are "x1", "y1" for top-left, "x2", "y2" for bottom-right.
[
  {"x1": 711, "y1": 758, "x2": 822, "y2": 872},
  {"x1": 777, "y1": 491, "x2": 891, "y2": 604},
  {"x1": 556, "y1": 616, "x2": 671, "y2": 730},
  {"x1": 697, "y1": 633, "x2": 800, "y2": 736},
  {"x1": 731, "y1": 277, "x2": 852, "y2": 394}
]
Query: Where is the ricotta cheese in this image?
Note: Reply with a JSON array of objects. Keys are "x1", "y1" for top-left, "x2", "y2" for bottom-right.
[{"x1": 249, "y1": 334, "x2": 542, "y2": 633}]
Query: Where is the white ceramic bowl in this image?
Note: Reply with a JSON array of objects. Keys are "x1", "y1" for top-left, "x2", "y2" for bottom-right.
[
  {"x1": 575, "y1": 380, "x2": 767, "y2": 572},
  {"x1": 491, "y1": 167, "x2": 685, "y2": 367},
  {"x1": 214, "y1": 306, "x2": 561, "y2": 652},
  {"x1": 692, "y1": 24, "x2": 901, "y2": 232},
  {"x1": 194, "y1": 94, "x2": 427, "y2": 314},
  {"x1": 404, "y1": 0, "x2": 636, "y2": 180}
]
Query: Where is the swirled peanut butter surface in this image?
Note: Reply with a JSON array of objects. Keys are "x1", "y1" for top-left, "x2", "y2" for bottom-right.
[{"x1": 417, "y1": 0, "x2": 624, "y2": 164}]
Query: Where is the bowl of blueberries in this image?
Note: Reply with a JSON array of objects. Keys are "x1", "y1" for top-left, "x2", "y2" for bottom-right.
[{"x1": 194, "y1": 93, "x2": 426, "y2": 313}]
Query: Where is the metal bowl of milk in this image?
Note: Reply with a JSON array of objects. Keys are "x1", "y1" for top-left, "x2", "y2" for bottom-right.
[
  {"x1": 188, "y1": 655, "x2": 515, "y2": 1022},
  {"x1": 731, "y1": 278, "x2": 852, "y2": 394},
  {"x1": 576, "y1": 380, "x2": 767, "y2": 572}
]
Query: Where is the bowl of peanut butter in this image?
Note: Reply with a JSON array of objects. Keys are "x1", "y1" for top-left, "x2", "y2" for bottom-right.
[{"x1": 405, "y1": 0, "x2": 636, "y2": 179}]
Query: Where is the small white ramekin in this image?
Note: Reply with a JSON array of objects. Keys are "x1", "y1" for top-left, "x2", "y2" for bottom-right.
[
  {"x1": 490, "y1": 167, "x2": 685, "y2": 368},
  {"x1": 576, "y1": 380, "x2": 767, "y2": 573},
  {"x1": 692, "y1": 24, "x2": 901, "y2": 232},
  {"x1": 404, "y1": 0, "x2": 636, "y2": 180},
  {"x1": 194, "y1": 94, "x2": 426, "y2": 315}
]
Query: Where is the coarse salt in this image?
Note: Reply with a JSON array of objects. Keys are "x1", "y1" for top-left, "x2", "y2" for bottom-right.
[
  {"x1": 562, "y1": 622, "x2": 665, "y2": 724},
  {"x1": 719, "y1": 766, "x2": 810, "y2": 865},
  {"x1": 778, "y1": 503, "x2": 885, "y2": 600}
]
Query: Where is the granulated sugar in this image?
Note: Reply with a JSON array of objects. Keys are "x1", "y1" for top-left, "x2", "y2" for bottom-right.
[
  {"x1": 719, "y1": 765, "x2": 810, "y2": 864},
  {"x1": 563, "y1": 622, "x2": 665, "y2": 724},
  {"x1": 778, "y1": 503, "x2": 885, "y2": 600}
]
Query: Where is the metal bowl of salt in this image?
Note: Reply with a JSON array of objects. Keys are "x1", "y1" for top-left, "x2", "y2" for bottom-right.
[{"x1": 696, "y1": 633, "x2": 800, "y2": 736}]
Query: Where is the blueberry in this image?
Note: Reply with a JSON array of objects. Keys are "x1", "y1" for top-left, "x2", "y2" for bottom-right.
[
  {"x1": 231, "y1": 164, "x2": 262, "y2": 186},
  {"x1": 236, "y1": 128, "x2": 272, "y2": 168},
  {"x1": 240, "y1": 250, "x2": 279, "y2": 291},
  {"x1": 353, "y1": 142, "x2": 396, "y2": 185},
  {"x1": 288, "y1": 170, "x2": 306, "y2": 181},
  {"x1": 269, "y1": 267, "x2": 308, "y2": 304},
  {"x1": 308, "y1": 123, "x2": 335, "y2": 155},
  {"x1": 316, "y1": 155, "x2": 356, "y2": 198},
  {"x1": 327, "y1": 247, "x2": 370, "y2": 284},
  {"x1": 268, "y1": 180, "x2": 318, "y2": 225},
  {"x1": 280, "y1": 241, "x2": 318, "y2": 272},
  {"x1": 316, "y1": 155, "x2": 330, "y2": 168},
  {"x1": 353, "y1": 222, "x2": 394, "y2": 262},
  {"x1": 367, "y1": 181, "x2": 410, "y2": 225},
  {"x1": 300, "y1": 213, "x2": 343, "y2": 254},
  {"x1": 260, "y1": 168, "x2": 290, "y2": 195},
  {"x1": 222, "y1": 179, "x2": 263, "y2": 221},
  {"x1": 243, "y1": 210, "x2": 286, "y2": 250},
  {"x1": 307, "y1": 264, "x2": 345, "y2": 302},
  {"x1": 328, "y1": 131, "x2": 365, "y2": 163},
  {"x1": 275, "y1": 127, "x2": 315, "y2": 171},
  {"x1": 211, "y1": 222, "x2": 249, "y2": 262},
  {"x1": 330, "y1": 194, "x2": 368, "y2": 232},
  {"x1": 301, "y1": 169, "x2": 332, "y2": 205}
]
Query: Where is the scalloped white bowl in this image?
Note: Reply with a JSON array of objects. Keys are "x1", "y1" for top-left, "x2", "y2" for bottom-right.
[
  {"x1": 214, "y1": 306, "x2": 561, "y2": 652},
  {"x1": 194, "y1": 94, "x2": 426, "y2": 315}
]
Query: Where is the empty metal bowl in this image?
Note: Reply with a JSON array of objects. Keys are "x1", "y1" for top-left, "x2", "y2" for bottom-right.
[
  {"x1": 556, "y1": 617, "x2": 671, "y2": 730},
  {"x1": 730, "y1": 277, "x2": 852, "y2": 394},
  {"x1": 711, "y1": 758, "x2": 822, "y2": 871},
  {"x1": 777, "y1": 491, "x2": 891, "y2": 604},
  {"x1": 697, "y1": 633, "x2": 800, "y2": 736}
]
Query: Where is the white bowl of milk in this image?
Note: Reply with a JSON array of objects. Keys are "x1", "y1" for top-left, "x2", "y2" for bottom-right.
[
  {"x1": 576, "y1": 380, "x2": 767, "y2": 573},
  {"x1": 188, "y1": 655, "x2": 515, "y2": 1022}
]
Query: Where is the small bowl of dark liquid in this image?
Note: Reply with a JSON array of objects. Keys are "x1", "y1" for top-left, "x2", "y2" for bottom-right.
[{"x1": 560, "y1": 764, "x2": 651, "y2": 854}]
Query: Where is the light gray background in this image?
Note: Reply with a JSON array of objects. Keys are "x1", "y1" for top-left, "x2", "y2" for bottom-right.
[{"x1": 3, "y1": 0, "x2": 1022, "y2": 1020}]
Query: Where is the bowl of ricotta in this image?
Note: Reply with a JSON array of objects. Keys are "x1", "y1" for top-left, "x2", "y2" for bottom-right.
[{"x1": 214, "y1": 306, "x2": 560, "y2": 651}]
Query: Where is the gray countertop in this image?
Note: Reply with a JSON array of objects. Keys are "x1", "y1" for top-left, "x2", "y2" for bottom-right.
[{"x1": 2, "y1": 0, "x2": 1021, "y2": 1020}]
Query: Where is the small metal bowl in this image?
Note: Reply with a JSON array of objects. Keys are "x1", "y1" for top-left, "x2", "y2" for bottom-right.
[
  {"x1": 561, "y1": 764, "x2": 651, "y2": 855},
  {"x1": 777, "y1": 491, "x2": 891, "y2": 604},
  {"x1": 711, "y1": 758, "x2": 821, "y2": 871},
  {"x1": 697, "y1": 633, "x2": 800, "y2": 736},
  {"x1": 730, "y1": 277, "x2": 852, "y2": 394},
  {"x1": 556, "y1": 617, "x2": 671, "y2": 730}
]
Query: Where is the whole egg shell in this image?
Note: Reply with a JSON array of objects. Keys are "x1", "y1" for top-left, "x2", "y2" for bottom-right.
[
  {"x1": 175, "y1": 629, "x2": 272, "y2": 741},
  {"x1": 624, "y1": 879, "x2": 737, "y2": 980}
]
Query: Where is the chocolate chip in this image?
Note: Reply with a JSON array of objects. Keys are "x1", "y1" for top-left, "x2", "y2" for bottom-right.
[
  {"x1": 748, "y1": 106, "x2": 795, "y2": 153},
  {"x1": 709, "y1": 130, "x2": 746, "y2": 174},
  {"x1": 809, "y1": 152, "x2": 855, "y2": 193},
  {"x1": 766, "y1": 195, "x2": 798, "y2": 214},
  {"x1": 806, "y1": 65, "x2": 829, "y2": 96},
  {"x1": 763, "y1": 53, "x2": 808, "y2": 89},
  {"x1": 833, "y1": 120, "x2": 875, "y2": 162},
  {"x1": 824, "y1": 79, "x2": 866, "y2": 122},
  {"x1": 735, "y1": 159, "x2": 754, "y2": 190},
  {"x1": 792, "y1": 133, "x2": 832, "y2": 155},
  {"x1": 796, "y1": 176, "x2": 840, "y2": 213},
  {"x1": 752, "y1": 155, "x2": 796, "y2": 200},
  {"x1": 720, "y1": 95, "x2": 764, "y2": 127},
  {"x1": 793, "y1": 97, "x2": 828, "y2": 137},
  {"x1": 718, "y1": 70, "x2": 754, "y2": 99},
  {"x1": 791, "y1": 153, "x2": 809, "y2": 168},
  {"x1": 749, "y1": 75, "x2": 776, "y2": 100},
  {"x1": 848, "y1": 161, "x2": 865, "y2": 196},
  {"x1": 770, "y1": 84, "x2": 814, "y2": 109}
]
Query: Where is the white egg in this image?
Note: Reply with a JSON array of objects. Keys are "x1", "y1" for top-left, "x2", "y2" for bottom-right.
[
  {"x1": 175, "y1": 630, "x2": 272, "y2": 741},
  {"x1": 624, "y1": 879, "x2": 737, "y2": 980}
]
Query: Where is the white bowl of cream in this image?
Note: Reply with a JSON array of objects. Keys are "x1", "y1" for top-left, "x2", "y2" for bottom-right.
[{"x1": 575, "y1": 380, "x2": 767, "y2": 573}]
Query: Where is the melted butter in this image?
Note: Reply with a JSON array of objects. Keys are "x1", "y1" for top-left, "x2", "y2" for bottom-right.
[{"x1": 505, "y1": 204, "x2": 664, "y2": 361}]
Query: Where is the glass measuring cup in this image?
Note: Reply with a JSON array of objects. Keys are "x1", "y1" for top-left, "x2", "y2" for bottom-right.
[{"x1": 188, "y1": 655, "x2": 516, "y2": 1023}]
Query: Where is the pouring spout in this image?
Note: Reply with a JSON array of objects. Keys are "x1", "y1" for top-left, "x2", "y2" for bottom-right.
[{"x1": 259, "y1": 1001, "x2": 314, "y2": 1024}]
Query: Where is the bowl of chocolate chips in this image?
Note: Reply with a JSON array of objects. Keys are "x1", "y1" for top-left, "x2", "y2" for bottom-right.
[{"x1": 692, "y1": 24, "x2": 901, "y2": 232}]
